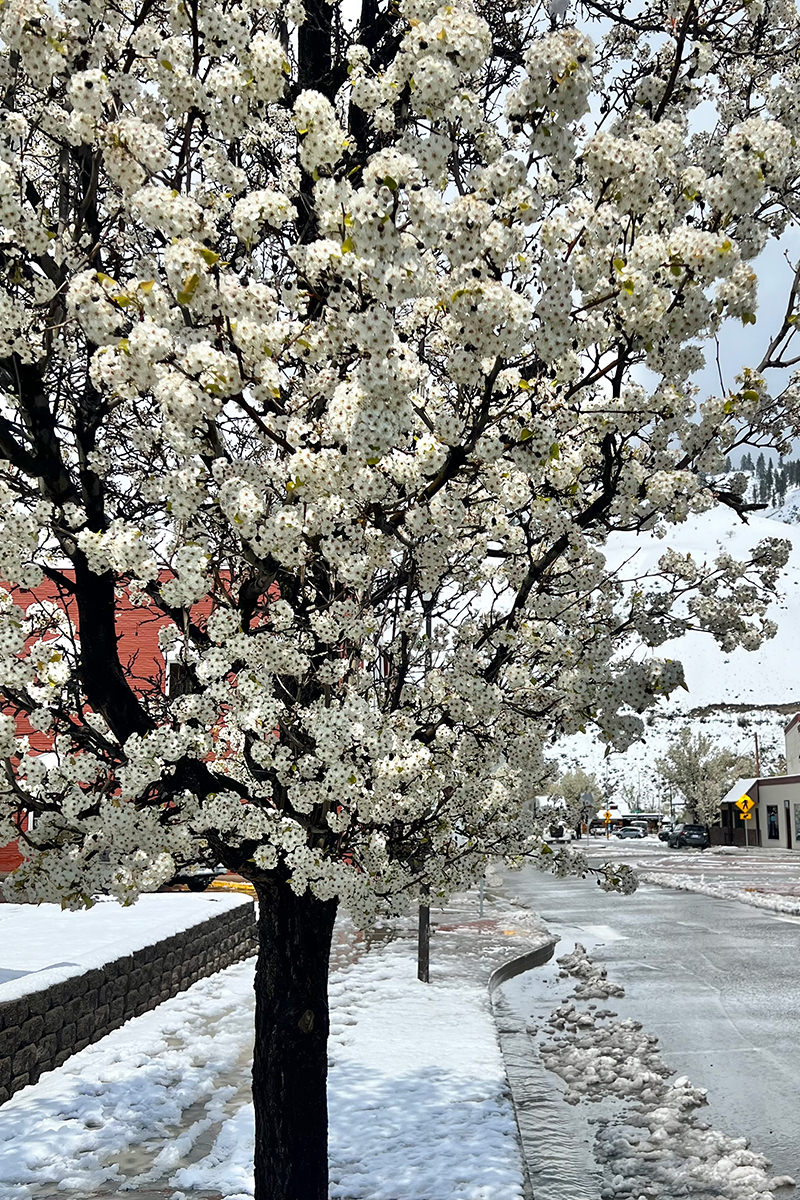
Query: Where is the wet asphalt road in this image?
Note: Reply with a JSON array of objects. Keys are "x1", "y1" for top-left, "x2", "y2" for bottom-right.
[{"x1": 499, "y1": 864, "x2": 800, "y2": 1185}]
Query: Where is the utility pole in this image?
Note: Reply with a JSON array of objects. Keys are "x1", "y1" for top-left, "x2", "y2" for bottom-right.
[{"x1": 754, "y1": 732, "x2": 761, "y2": 777}]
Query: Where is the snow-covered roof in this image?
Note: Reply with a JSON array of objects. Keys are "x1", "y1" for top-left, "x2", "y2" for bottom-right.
[{"x1": 720, "y1": 777, "x2": 757, "y2": 808}]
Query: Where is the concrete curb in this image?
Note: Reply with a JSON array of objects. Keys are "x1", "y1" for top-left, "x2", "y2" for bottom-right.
[
  {"x1": 487, "y1": 933, "x2": 559, "y2": 1200},
  {"x1": 489, "y1": 935, "x2": 559, "y2": 1200},
  {"x1": 488, "y1": 934, "x2": 559, "y2": 993}
]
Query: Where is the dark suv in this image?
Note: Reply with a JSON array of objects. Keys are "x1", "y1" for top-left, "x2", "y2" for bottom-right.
[{"x1": 667, "y1": 823, "x2": 709, "y2": 849}]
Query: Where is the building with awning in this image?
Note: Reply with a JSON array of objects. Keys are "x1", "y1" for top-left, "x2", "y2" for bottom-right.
[{"x1": 717, "y1": 745, "x2": 800, "y2": 849}]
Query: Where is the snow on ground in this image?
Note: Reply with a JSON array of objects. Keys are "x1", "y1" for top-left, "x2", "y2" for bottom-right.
[
  {"x1": 3, "y1": 865, "x2": 799, "y2": 1200},
  {"x1": 0, "y1": 892, "x2": 250, "y2": 1001},
  {"x1": 581, "y1": 835, "x2": 800, "y2": 914},
  {"x1": 538, "y1": 943, "x2": 796, "y2": 1200},
  {"x1": 0, "y1": 917, "x2": 526, "y2": 1200},
  {"x1": 328, "y1": 939, "x2": 524, "y2": 1200},
  {"x1": 764, "y1": 483, "x2": 800, "y2": 527},
  {"x1": 636, "y1": 871, "x2": 800, "y2": 915}
]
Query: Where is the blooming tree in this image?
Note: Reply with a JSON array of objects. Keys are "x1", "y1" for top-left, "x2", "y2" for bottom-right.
[
  {"x1": 1, "y1": 0, "x2": 800, "y2": 1192},
  {"x1": 655, "y1": 727, "x2": 753, "y2": 826},
  {"x1": 550, "y1": 767, "x2": 602, "y2": 828}
]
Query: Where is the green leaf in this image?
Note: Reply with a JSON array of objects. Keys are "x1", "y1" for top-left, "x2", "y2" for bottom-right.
[
  {"x1": 621, "y1": 278, "x2": 635, "y2": 295},
  {"x1": 741, "y1": 312, "x2": 757, "y2": 325},
  {"x1": 177, "y1": 273, "x2": 200, "y2": 306},
  {"x1": 199, "y1": 248, "x2": 220, "y2": 266}
]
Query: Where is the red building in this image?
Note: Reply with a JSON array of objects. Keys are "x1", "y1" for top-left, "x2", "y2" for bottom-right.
[{"x1": 0, "y1": 577, "x2": 204, "y2": 874}]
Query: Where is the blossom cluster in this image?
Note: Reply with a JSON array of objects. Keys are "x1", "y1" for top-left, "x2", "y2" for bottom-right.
[{"x1": 0, "y1": 0, "x2": 799, "y2": 916}]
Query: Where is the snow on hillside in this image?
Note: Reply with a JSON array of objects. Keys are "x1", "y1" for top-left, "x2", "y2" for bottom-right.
[
  {"x1": 609, "y1": 505, "x2": 800, "y2": 710},
  {"x1": 765, "y1": 483, "x2": 800, "y2": 525},
  {"x1": 559, "y1": 503, "x2": 800, "y2": 801}
]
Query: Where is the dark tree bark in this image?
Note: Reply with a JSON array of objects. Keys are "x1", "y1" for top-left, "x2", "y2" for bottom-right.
[{"x1": 253, "y1": 878, "x2": 338, "y2": 1200}]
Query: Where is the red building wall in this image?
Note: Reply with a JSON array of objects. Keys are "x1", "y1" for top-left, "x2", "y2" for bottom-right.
[{"x1": 0, "y1": 579, "x2": 189, "y2": 874}]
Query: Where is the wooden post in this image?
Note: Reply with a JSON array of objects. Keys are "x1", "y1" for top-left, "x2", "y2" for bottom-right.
[
  {"x1": 417, "y1": 604, "x2": 433, "y2": 983},
  {"x1": 417, "y1": 889, "x2": 430, "y2": 982}
]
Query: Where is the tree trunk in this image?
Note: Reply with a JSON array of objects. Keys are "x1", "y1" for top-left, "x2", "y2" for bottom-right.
[{"x1": 252, "y1": 878, "x2": 338, "y2": 1200}]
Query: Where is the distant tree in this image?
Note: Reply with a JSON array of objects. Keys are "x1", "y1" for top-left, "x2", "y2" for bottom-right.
[
  {"x1": 740, "y1": 453, "x2": 754, "y2": 472},
  {"x1": 655, "y1": 730, "x2": 753, "y2": 827},
  {"x1": 551, "y1": 768, "x2": 602, "y2": 827},
  {"x1": 614, "y1": 778, "x2": 640, "y2": 812},
  {"x1": 760, "y1": 748, "x2": 787, "y2": 777}
]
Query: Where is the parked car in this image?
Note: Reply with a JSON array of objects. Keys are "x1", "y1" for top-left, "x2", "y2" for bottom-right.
[
  {"x1": 616, "y1": 826, "x2": 647, "y2": 839},
  {"x1": 548, "y1": 822, "x2": 575, "y2": 843},
  {"x1": 167, "y1": 864, "x2": 227, "y2": 891},
  {"x1": 658, "y1": 824, "x2": 674, "y2": 842},
  {"x1": 667, "y1": 823, "x2": 710, "y2": 849}
]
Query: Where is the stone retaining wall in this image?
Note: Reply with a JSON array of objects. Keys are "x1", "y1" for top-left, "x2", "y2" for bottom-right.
[{"x1": 0, "y1": 899, "x2": 257, "y2": 1104}]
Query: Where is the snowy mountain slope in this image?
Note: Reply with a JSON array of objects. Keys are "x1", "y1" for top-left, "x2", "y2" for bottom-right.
[
  {"x1": 559, "y1": 504, "x2": 800, "y2": 799},
  {"x1": 609, "y1": 505, "x2": 800, "y2": 711},
  {"x1": 765, "y1": 483, "x2": 800, "y2": 525}
]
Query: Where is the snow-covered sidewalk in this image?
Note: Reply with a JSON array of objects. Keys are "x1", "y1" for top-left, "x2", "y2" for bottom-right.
[{"x1": 0, "y1": 896, "x2": 550, "y2": 1200}]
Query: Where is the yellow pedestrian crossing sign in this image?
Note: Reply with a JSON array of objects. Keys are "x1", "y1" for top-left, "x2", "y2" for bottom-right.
[{"x1": 736, "y1": 794, "x2": 755, "y2": 815}]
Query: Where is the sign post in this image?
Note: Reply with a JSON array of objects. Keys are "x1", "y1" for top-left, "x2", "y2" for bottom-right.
[
  {"x1": 736, "y1": 794, "x2": 755, "y2": 850},
  {"x1": 603, "y1": 810, "x2": 612, "y2": 839}
]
